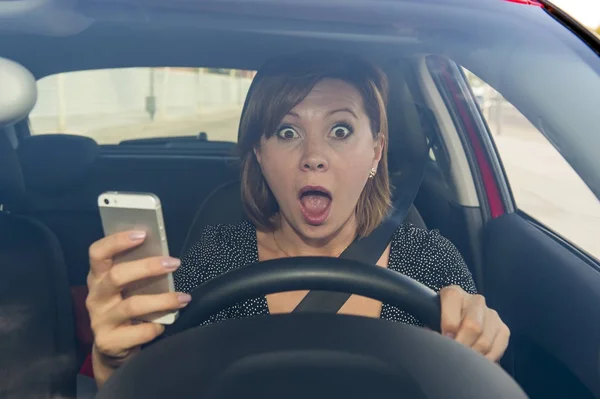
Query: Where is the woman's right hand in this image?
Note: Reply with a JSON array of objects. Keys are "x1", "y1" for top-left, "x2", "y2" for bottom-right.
[{"x1": 86, "y1": 230, "x2": 192, "y2": 386}]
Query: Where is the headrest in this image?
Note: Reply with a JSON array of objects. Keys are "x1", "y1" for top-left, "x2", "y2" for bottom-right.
[
  {"x1": 0, "y1": 131, "x2": 25, "y2": 208},
  {"x1": 0, "y1": 57, "x2": 37, "y2": 126},
  {"x1": 18, "y1": 134, "x2": 100, "y2": 194}
]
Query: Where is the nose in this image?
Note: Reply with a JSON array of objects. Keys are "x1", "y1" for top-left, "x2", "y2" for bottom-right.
[
  {"x1": 300, "y1": 136, "x2": 329, "y2": 172},
  {"x1": 302, "y1": 157, "x2": 327, "y2": 172}
]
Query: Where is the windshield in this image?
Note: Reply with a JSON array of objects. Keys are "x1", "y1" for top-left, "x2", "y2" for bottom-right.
[{"x1": 5, "y1": 1, "x2": 600, "y2": 398}]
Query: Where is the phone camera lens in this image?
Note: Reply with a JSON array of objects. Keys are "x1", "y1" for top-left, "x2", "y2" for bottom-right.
[{"x1": 104, "y1": 199, "x2": 110, "y2": 205}]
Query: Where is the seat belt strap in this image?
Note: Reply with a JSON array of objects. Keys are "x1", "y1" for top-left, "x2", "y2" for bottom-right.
[{"x1": 293, "y1": 149, "x2": 429, "y2": 314}]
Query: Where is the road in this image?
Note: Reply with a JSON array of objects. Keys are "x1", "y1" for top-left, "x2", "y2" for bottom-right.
[{"x1": 31, "y1": 105, "x2": 600, "y2": 259}]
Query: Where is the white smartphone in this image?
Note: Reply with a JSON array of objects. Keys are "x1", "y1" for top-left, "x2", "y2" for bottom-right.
[{"x1": 98, "y1": 191, "x2": 178, "y2": 325}]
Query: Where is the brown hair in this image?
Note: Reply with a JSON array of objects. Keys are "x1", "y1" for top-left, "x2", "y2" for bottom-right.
[{"x1": 237, "y1": 51, "x2": 391, "y2": 238}]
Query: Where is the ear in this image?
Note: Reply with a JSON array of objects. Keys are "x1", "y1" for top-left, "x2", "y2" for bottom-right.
[
  {"x1": 372, "y1": 133, "x2": 385, "y2": 169},
  {"x1": 253, "y1": 146, "x2": 262, "y2": 165}
]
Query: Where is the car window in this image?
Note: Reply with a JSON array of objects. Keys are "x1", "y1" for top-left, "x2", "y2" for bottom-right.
[
  {"x1": 464, "y1": 68, "x2": 600, "y2": 261},
  {"x1": 29, "y1": 67, "x2": 255, "y2": 145}
]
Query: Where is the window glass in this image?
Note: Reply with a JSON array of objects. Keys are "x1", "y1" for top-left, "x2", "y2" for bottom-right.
[
  {"x1": 464, "y1": 68, "x2": 600, "y2": 261},
  {"x1": 29, "y1": 67, "x2": 255, "y2": 145}
]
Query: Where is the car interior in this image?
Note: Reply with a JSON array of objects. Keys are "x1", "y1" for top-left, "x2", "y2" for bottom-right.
[{"x1": 1, "y1": 1, "x2": 600, "y2": 398}]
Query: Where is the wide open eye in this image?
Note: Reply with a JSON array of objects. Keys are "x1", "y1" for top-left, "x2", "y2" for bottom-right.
[
  {"x1": 276, "y1": 126, "x2": 300, "y2": 140},
  {"x1": 329, "y1": 123, "x2": 353, "y2": 139}
]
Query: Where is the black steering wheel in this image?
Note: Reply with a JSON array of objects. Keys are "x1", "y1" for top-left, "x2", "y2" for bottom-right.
[{"x1": 96, "y1": 257, "x2": 527, "y2": 399}]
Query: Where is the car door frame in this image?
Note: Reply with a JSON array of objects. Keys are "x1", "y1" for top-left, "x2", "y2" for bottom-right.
[{"x1": 426, "y1": 50, "x2": 600, "y2": 399}]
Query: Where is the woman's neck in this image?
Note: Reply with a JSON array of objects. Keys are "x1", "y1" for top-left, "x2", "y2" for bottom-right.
[{"x1": 272, "y1": 214, "x2": 357, "y2": 257}]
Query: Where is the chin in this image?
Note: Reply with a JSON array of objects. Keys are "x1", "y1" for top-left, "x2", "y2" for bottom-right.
[
  {"x1": 292, "y1": 215, "x2": 347, "y2": 243},
  {"x1": 299, "y1": 223, "x2": 336, "y2": 240}
]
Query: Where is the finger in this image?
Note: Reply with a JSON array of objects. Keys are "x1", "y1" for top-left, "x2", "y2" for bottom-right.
[
  {"x1": 95, "y1": 322, "x2": 165, "y2": 359},
  {"x1": 101, "y1": 256, "x2": 181, "y2": 293},
  {"x1": 439, "y1": 286, "x2": 465, "y2": 337},
  {"x1": 89, "y1": 230, "x2": 147, "y2": 276},
  {"x1": 485, "y1": 323, "x2": 511, "y2": 362},
  {"x1": 455, "y1": 295, "x2": 486, "y2": 347},
  {"x1": 109, "y1": 292, "x2": 192, "y2": 326},
  {"x1": 471, "y1": 311, "x2": 499, "y2": 356}
]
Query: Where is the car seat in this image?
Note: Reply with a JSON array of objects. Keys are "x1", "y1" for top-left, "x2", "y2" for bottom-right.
[{"x1": 0, "y1": 56, "x2": 78, "y2": 399}]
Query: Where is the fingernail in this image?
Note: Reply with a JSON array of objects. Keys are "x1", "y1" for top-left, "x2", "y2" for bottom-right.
[
  {"x1": 444, "y1": 332, "x2": 456, "y2": 339},
  {"x1": 177, "y1": 293, "x2": 192, "y2": 306},
  {"x1": 129, "y1": 231, "x2": 146, "y2": 241},
  {"x1": 161, "y1": 257, "x2": 181, "y2": 270}
]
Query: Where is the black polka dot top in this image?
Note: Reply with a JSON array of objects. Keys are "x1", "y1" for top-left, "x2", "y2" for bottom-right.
[{"x1": 174, "y1": 220, "x2": 477, "y2": 327}]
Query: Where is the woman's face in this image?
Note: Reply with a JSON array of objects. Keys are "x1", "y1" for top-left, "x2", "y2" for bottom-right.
[{"x1": 255, "y1": 78, "x2": 384, "y2": 241}]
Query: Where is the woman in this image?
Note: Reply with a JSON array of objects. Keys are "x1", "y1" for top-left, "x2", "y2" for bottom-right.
[{"x1": 86, "y1": 52, "x2": 510, "y2": 388}]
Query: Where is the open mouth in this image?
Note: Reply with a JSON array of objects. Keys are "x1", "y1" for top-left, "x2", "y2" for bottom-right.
[{"x1": 298, "y1": 186, "x2": 332, "y2": 226}]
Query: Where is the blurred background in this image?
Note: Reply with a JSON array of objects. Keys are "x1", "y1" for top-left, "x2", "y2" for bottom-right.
[{"x1": 552, "y1": 0, "x2": 600, "y2": 34}]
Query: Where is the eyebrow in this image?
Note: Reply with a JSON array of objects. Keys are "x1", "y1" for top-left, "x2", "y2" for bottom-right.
[
  {"x1": 327, "y1": 107, "x2": 358, "y2": 119},
  {"x1": 286, "y1": 107, "x2": 358, "y2": 119}
]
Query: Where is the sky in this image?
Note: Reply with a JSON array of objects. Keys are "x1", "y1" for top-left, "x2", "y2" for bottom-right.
[{"x1": 551, "y1": 0, "x2": 600, "y2": 29}]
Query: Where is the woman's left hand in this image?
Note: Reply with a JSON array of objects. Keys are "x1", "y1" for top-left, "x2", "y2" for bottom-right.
[{"x1": 438, "y1": 285, "x2": 510, "y2": 362}]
